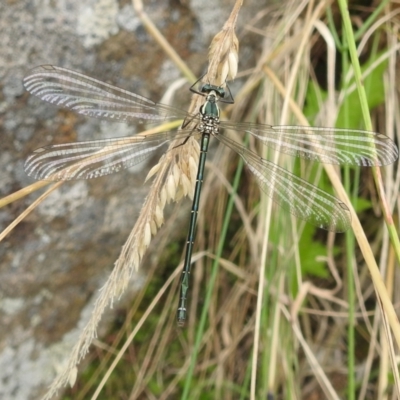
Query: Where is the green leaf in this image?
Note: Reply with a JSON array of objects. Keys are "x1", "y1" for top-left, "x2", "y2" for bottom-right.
[
  {"x1": 298, "y1": 225, "x2": 329, "y2": 279},
  {"x1": 304, "y1": 51, "x2": 388, "y2": 129},
  {"x1": 336, "y1": 52, "x2": 387, "y2": 129},
  {"x1": 303, "y1": 80, "x2": 328, "y2": 124}
]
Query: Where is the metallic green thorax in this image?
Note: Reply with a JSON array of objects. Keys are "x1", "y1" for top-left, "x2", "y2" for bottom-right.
[{"x1": 200, "y1": 92, "x2": 220, "y2": 119}]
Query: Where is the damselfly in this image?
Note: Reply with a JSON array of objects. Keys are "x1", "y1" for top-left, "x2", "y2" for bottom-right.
[{"x1": 23, "y1": 65, "x2": 398, "y2": 324}]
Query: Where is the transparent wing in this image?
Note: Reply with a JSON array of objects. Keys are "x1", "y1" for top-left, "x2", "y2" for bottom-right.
[
  {"x1": 215, "y1": 133, "x2": 351, "y2": 232},
  {"x1": 219, "y1": 121, "x2": 398, "y2": 167},
  {"x1": 24, "y1": 130, "x2": 196, "y2": 181},
  {"x1": 23, "y1": 65, "x2": 190, "y2": 123}
]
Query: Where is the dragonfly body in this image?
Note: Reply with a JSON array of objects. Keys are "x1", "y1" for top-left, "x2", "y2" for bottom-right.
[
  {"x1": 178, "y1": 85, "x2": 224, "y2": 324},
  {"x1": 23, "y1": 65, "x2": 399, "y2": 324}
]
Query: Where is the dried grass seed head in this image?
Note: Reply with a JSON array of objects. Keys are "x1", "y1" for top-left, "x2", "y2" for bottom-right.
[{"x1": 208, "y1": 24, "x2": 239, "y2": 84}]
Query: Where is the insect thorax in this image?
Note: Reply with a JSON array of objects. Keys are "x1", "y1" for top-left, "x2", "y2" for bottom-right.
[{"x1": 198, "y1": 91, "x2": 220, "y2": 135}]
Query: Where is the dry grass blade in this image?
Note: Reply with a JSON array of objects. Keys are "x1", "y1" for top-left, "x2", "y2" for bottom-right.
[
  {"x1": 0, "y1": 180, "x2": 51, "y2": 209},
  {"x1": 0, "y1": 182, "x2": 63, "y2": 242},
  {"x1": 251, "y1": 2, "x2": 330, "y2": 397},
  {"x1": 131, "y1": 0, "x2": 196, "y2": 83},
  {"x1": 90, "y1": 263, "x2": 182, "y2": 400}
]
